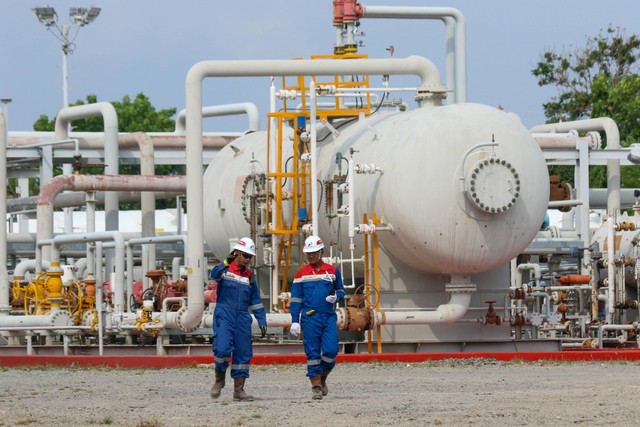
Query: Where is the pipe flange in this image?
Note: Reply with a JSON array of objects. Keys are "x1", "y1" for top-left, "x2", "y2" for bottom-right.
[
  {"x1": 174, "y1": 306, "x2": 198, "y2": 333},
  {"x1": 50, "y1": 310, "x2": 73, "y2": 327},
  {"x1": 465, "y1": 157, "x2": 520, "y2": 214}
]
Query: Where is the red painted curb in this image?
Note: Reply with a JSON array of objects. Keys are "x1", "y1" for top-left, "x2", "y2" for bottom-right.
[{"x1": 2, "y1": 349, "x2": 640, "y2": 368}]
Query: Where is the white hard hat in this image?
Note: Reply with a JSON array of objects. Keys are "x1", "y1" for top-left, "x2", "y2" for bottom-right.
[
  {"x1": 232, "y1": 237, "x2": 256, "y2": 256},
  {"x1": 303, "y1": 235, "x2": 324, "y2": 253}
]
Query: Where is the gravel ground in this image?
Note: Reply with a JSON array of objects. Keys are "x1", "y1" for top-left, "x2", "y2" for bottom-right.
[{"x1": 2, "y1": 359, "x2": 640, "y2": 426}]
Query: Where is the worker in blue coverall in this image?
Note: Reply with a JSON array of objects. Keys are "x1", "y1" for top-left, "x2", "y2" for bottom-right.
[
  {"x1": 209, "y1": 237, "x2": 267, "y2": 402},
  {"x1": 290, "y1": 235, "x2": 345, "y2": 400}
]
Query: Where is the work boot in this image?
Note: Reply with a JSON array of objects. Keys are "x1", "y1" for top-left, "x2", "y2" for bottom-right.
[
  {"x1": 320, "y1": 369, "x2": 330, "y2": 396},
  {"x1": 233, "y1": 377, "x2": 254, "y2": 402},
  {"x1": 210, "y1": 370, "x2": 226, "y2": 399},
  {"x1": 310, "y1": 375, "x2": 323, "y2": 400}
]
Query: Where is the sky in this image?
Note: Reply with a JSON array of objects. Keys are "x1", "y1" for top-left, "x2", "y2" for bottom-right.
[{"x1": 1, "y1": 0, "x2": 639, "y2": 133}]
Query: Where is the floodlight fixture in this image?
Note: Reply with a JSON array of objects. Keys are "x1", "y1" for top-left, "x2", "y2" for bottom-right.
[
  {"x1": 69, "y1": 6, "x2": 101, "y2": 26},
  {"x1": 69, "y1": 7, "x2": 88, "y2": 25},
  {"x1": 32, "y1": 6, "x2": 57, "y2": 26},
  {"x1": 86, "y1": 7, "x2": 101, "y2": 23}
]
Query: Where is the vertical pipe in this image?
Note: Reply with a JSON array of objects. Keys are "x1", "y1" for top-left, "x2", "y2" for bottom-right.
[
  {"x1": 607, "y1": 215, "x2": 615, "y2": 323},
  {"x1": 310, "y1": 80, "x2": 319, "y2": 236},
  {"x1": 0, "y1": 111, "x2": 9, "y2": 315},
  {"x1": 269, "y1": 81, "x2": 279, "y2": 311}
]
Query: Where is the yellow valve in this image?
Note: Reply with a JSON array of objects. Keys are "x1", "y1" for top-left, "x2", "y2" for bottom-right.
[{"x1": 44, "y1": 262, "x2": 65, "y2": 307}]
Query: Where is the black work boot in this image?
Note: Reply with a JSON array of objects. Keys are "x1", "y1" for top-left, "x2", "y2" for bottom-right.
[
  {"x1": 233, "y1": 377, "x2": 254, "y2": 401},
  {"x1": 320, "y1": 369, "x2": 330, "y2": 396},
  {"x1": 310, "y1": 375, "x2": 323, "y2": 400},
  {"x1": 210, "y1": 370, "x2": 226, "y2": 399}
]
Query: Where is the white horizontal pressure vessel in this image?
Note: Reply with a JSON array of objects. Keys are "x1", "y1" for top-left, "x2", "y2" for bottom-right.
[{"x1": 204, "y1": 103, "x2": 549, "y2": 276}]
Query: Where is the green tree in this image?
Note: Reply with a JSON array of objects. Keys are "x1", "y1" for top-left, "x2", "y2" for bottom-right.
[
  {"x1": 24, "y1": 93, "x2": 180, "y2": 208},
  {"x1": 34, "y1": 93, "x2": 176, "y2": 132},
  {"x1": 532, "y1": 26, "x2": 640, "y2": 189}
]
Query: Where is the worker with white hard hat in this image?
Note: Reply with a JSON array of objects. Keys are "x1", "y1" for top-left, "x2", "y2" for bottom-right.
[
  {"x1": 209, "y1": 237, "x2": 267, "y2": 402},
  {"x1": 290, "y1": 235, "x2": 345, "y2": 400}
]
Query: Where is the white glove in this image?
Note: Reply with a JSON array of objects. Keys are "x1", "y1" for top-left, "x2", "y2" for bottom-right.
[
  {"x1": 290, "y1": 322, "x2": 301, "y2": 337},
  {"x1": 326, "y1": 294, "x2": 338, "y2": 304}
]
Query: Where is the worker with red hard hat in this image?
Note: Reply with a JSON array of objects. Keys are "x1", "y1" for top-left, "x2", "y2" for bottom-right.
[
  {"x1": 290, "y1": 235, "x2": 345, "y2": 400},
  {"x1": 209, "y1": 237, "x2": 267, "y2": 402}
]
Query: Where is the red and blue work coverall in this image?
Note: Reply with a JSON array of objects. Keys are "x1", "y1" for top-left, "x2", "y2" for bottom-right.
[
  {"x1": 290, "y1": 263, "x2": 345, "y2": 378},
  {"x1": 210, "y1": 261, "x2": 267, "y2": 378}
]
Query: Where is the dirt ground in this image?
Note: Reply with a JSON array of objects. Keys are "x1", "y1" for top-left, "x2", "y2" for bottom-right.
[{"x1": 1, "y1": 359, "x2": 640, "y2": 426}]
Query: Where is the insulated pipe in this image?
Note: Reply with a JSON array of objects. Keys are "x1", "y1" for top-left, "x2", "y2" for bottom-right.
[
  {"x1": 359, "y1": 5, "x2": 466, "y2": 103},
  {"x1": 54, "y1": 103, "x2": 119, "y2": 233},
  {"x1": 0, "y1": 111, "x2": 8, "y2": 315},
  {"x1": 7, "y1": 191, "x2": 182, "y2": 213},
  {"x1": 51, "y1": 231, "x2": 126, "y2": 313},
  {"x1": 13, "y1": 259, "x2": 51, "y2": 279},
  {"x1": 310, "y1": 80, "x2": 319, "y2": 235},
  {"x1": 530, "y1": 118, "x2": 621, "y2": 215},
  {"x1": 174, "y1": 103, "x2": 260, "y2": 133},
  {"x1": 185, "y1": 55, "x2": 445, "y2": 331},
  {"x1": 36, "y1": 175, "x2": 187, "y2": 264},
  {"x1": 119, "y1": 133, "x2": 156, "y2": 281},
  {"x1": 533, "y1": 134, "x2": 599, "y2": 149},
  {"x1": 8, "y1": 131, "x2": 234, "y2": 149},
  {"x1": 515, "y1": 263, "x2": 542, "y2": 288},
  {"x1": 375, "y1": 293, "x2": 472, "y2": 324},
  {"x1": 607, "y1": 216, "x2": 615, "y2": 323}
]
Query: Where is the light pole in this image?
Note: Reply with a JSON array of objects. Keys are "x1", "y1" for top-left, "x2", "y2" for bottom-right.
[
  {"x1": 32, "y1": 6, "x2": 101, "y2": 238},
  {"x1": 32, "y1": 5, "x2": 101, "y2": 110}
]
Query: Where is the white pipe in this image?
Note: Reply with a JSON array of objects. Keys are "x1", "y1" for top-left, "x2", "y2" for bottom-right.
[
  {"x1": 607, "y1": 216, "x2": 616, "y2": 323},
  {"x1": 175, "y1": 103, "x2": 260, "y2": 133},
  {"x1": 0, "y1": 111, "x2": 7, "y2": 315},
  {"x1": 269, "y1": 80, "x2": 279, "y2": 313},
  {"x1": 375, "y1": 293, "x2": 472, "y2": 324},
  {"x1": 8, "y1": 131, "x2": 233, "y2": 149},
  {"x1": 515, "y1": 263, "x2": 542, "y2": 288},
  {"x1": 347, "y1": 157, "x2": 356, "y2": 288},
  {"x1": 310, "y1": 80, "x2": 319, "y2": 235},
  {"x1": 13, "y1": 259, "x2": 51, "y2": 279},
  {"x1": 0, "y1": 309, "x2": 72, "y2": 330},
  {"x1": 185, "y1": 56, "x2": 444, "y2": 331},
  {"x1": 359, "y1": 5, "x2": 466, "y2": 103},
  {"x1": 171, "y1": 257, "x2": 182, "y2": 281},
  {"x1": 120, "y1": 133, "x2": 157, "y2": 279},
  {"x1": 54, "y1": 103, "x2": 120, "y2": 235},
  {"x1": 531, "y1": 118, "x2": 621, "y2": 215},
  {"x1": 51, "y1": 231, "x2": 126, "y2": 314}
]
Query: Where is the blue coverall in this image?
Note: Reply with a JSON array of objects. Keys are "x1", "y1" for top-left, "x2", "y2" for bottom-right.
[
  {"x1": 290, "y1": 262, "x2": 345, "y2": 378},
  {"x1": 210, "y1": 261, "x2": 267, "y2": 379}
]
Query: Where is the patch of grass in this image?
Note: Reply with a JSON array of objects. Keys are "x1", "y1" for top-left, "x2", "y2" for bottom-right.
[
  {"x1": 135, "y1": 418, "x2": 163, "y2": 427},
  {"x1": 232, "y1": 417, "x2": 246, "y2": 426},
  {"x1": 15, "y1": 417, "x2": 39, "y2": 425},
  {"x1": 99, "y1": 415, "x2": 114, "y2": 425}
]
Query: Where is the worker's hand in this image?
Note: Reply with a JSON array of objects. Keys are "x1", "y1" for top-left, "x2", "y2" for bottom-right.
[
  {"x1": 260, "y1": 325, "x2": 267, "y2": 338},
  {"x1": 326, "y1": 294, "x2": 338, "y2": 304},
  {"x1": 224, "y1": 251, "x2": 237, "y2": 266},
  {"x1": 290, "y1": 322, "x2": 301, "y2": 337}
]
